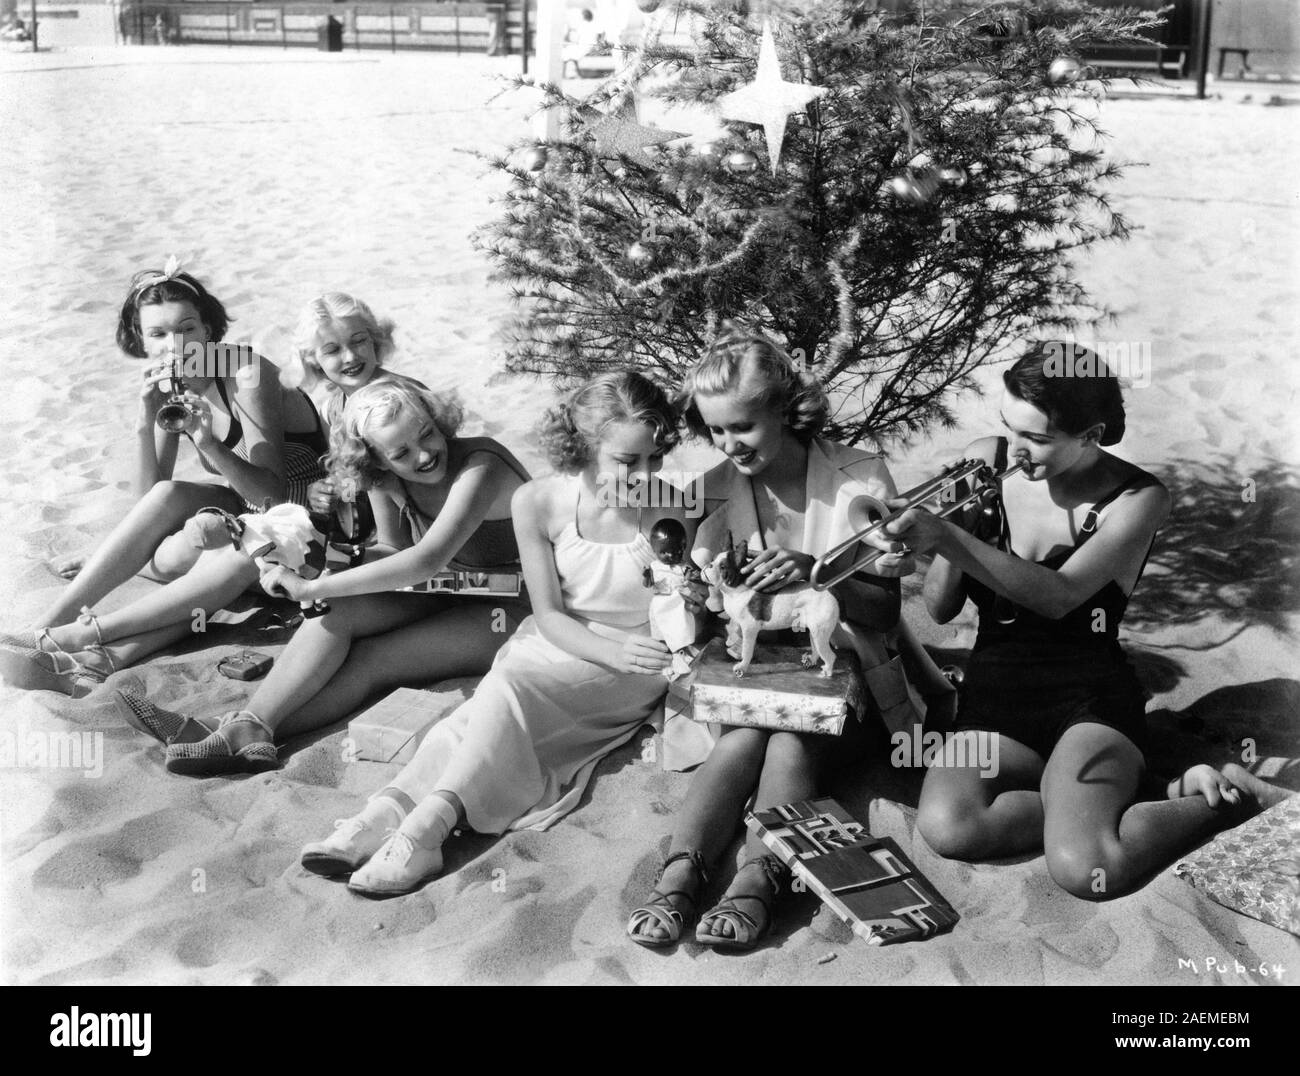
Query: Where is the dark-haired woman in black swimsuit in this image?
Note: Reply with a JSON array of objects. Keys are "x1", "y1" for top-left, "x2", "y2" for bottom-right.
[
  {"x1": 887, "y1": 343, "x2": 1289, "y2": 900},
  {"x1": 2, "y1": 266, "x2": 328, "y2": 695}
]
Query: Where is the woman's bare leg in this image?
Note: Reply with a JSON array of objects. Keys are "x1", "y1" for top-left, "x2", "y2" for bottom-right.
[
  {"x1": 917, "y1": 732, "x2": 1047, "y2": 859},
  {"x1": 37, "y1": 480, "x2": 239, "y2": 628},
  {"x1": 1041, "y1": 724, "x2": 1282, "y2": 901},
  {"x1": 630, "y1": 726, "x2": 769, "y2": 942},
  {"x1": 45, "y1": 547, "x2": 258, "y2": 657},
  {"x1": 205, "y1": 595, "x2": 523, "y2": 753},
  {"x1": 699, "y1": 726, "x2": 867, "y2": 942},
  {"x1": 273, "y1": 601, "x2": 521, "y2": 738}
]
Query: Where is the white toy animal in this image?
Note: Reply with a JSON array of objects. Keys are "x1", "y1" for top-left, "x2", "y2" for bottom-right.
[{"x1": 701, "y1": 532, "x2": 840, "y2": 679}]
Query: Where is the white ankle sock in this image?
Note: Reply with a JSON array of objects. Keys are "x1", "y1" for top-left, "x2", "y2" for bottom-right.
[
  {"x1": 361, "y1": 795, "x2": 407, "y2": 831},
  {"x1": 402, "y1": 795, "x2": 458, "y2": 851}
]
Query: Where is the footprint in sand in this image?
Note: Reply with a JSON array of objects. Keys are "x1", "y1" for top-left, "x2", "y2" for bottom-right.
[
  {"x1": 33, "y1": 838, "x2": 143, "y2": 889},
  {"x1": 50, "y1": 446, "x2": 94, "y2": 469}
]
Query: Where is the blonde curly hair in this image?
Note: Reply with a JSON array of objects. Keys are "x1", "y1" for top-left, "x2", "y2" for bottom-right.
[
  {"x1": 325, "y1": 377, "x2": 464, "y2": 496},
  {"x1": 678, "y1": 324, "x2": 829, "y2": 444},
  {"x1": 291, "y1": 293, "x2": 397, "y2": 420},
  {"x1": 538, "y1": 370, "x2": 680, "y2": 474}
]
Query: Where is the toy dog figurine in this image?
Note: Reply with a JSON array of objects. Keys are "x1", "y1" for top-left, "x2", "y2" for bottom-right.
[{"x1": 701, "y1": 532, "x2": 840, "y2": 679}]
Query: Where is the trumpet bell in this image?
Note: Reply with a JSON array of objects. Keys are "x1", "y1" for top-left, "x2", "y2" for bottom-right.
[{"x1": 845, "y1": 494, "x2": 890, "y2": 535}]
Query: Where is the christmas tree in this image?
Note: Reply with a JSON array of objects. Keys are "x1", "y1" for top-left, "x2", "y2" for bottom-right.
[{"x1": 474, "y1": 0, "x2": 1164, "y2": 446}]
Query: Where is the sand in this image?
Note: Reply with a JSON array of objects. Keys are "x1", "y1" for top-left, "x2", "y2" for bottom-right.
[{"x1": 0, "y1": 44, "x2": 1297, "y2": 985}]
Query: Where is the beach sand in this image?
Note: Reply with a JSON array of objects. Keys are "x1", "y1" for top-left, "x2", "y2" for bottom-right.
[{"x1": 0, "y1": 47, "x2": 1297, "y2": 985}]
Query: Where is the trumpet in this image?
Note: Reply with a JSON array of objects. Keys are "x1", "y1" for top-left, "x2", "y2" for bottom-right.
[
  {"x1": 155, "y1": 357, "x2": 200, "y2": 434},
  {"x1": 810, "y1": 458, "x2": 1026, "y2": 591}
]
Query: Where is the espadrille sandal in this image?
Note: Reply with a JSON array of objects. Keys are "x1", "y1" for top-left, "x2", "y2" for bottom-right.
[
  {"x1": 164, "y1": 711, "x2": 278, "y2": 776},
  {"x1": 113, "y1": 678, "x2": 211, "y2": 745}
]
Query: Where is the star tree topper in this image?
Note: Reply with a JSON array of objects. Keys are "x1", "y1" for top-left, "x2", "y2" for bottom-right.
[{"x1": 717, "y1": 21, "x2": 828, "y2": 175}]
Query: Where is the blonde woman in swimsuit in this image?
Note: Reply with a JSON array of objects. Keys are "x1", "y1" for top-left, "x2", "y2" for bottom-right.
[{"x1": 117, "y1": 377, "x2": 531, "y2": 776}]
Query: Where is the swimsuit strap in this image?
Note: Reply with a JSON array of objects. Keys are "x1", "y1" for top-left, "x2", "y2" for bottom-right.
[
  {"x1": 211, "y1": 377, "x2": 244, "y2": 451},
  {"x1": 1077, "y1": 475, "x2": 1155, "y2": 544},
  {"x1": 462, "y1": 442, "x2": 531, "y2": 485}
]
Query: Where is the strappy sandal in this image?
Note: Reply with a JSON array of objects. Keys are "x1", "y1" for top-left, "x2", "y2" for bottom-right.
[
  {"x1": 164, "y1": 711, "x2": 279, "y2": 776},
  {"x1": 0, "y1": 613, "x2": 111, "y2": 699},
  {"x1": 627, "y1": 849, "x2": 709, "y2": 949},
  {"x1": 113, "y1": 677, "x2": 212, "y2": 746},
  {"x1": 695, "y1": 853, "x2": 788, "y2": 952}
]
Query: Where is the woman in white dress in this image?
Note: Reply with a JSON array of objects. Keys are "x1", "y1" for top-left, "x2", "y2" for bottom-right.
[{"x1": 299, "y1": 370, "x2": 701, "y2": 897}]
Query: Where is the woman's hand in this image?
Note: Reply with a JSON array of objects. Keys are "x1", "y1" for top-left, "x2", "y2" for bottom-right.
[
  {"x1": 741, "y1": 547, "x2": 815, "y2": 592},
  {"x1": 137, "y1": 363, "x2": 174, "y2": 429},
  {"x1": 259, "y1": 563, "x2": 316, "y2": 603},
  {"x1": 616, "y1": 634, "x2": 671, "y2": 674},
  {"x1": 868, "y1": 548, "x2": 917, "y2": 578},
  {"x1": 306, "y1": 478, "x2": 339, "y2": 518},
  {"x1": 177, "y1": 391, "x2": 216, "y2": 449},
  {"x1": 883, "y1": 501, "x2": 950, "y2": 556}
]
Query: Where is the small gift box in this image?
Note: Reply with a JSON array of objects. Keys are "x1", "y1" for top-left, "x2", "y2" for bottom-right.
[
  {"x1": 688, "y1": 638, "x2": 864, "y2": 736},
  {"x1": 347, "y1": 687, "x2": 461, "y2": 764},
  {"x1": 746, "y1": 797, "x2": 960, "y2": 945}
]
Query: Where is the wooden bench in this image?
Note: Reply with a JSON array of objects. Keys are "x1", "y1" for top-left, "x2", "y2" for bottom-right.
[{"x1": 1081, "y1": 42, "x2": 1189, "y2": 79}]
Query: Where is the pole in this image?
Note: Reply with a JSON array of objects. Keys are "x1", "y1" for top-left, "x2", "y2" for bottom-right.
[
  {"x1": 226, "y1": 1, "x2": 232, "y2": 47},
  {"x1": 389, "y1": 5, "x2": 395, "y2": 53},
  {"x1": 531, "y1": 0, "x2": 564, "y2": 141},
  {"x1": 1194, "y1": 0, "x2": 1213, "y2": 99},
  {"x1": 281, "y1": 6, "x2": 286, "y2": 49},
  {"x1": 453, "y1": 3, "x2": 459, "y2": 56},
  {"x1": 521, "y1": 0, "x2": 528, "y2": 73},
  {"x1": 29, "y1": 0, "x2": 36, "y2": 52}
]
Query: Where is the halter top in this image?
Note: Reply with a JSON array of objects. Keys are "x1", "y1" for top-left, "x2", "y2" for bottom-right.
[{"x1": 551, "y1": 476, "x2": 655, "y2": 634}]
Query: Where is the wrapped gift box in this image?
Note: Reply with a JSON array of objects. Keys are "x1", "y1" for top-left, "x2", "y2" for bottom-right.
[
  {"x1": 746, "y1": 797, "x2": 960, "y2": 945},
  {"x1": 688, "y1": 637, "x2": 863, "y2": 735},
  {"x1": 347, "y1": 687, "x2": 461, "y2": 764},
  {"x1": 1174, "y1": 793, "x2": 1300, "y2": 936}
]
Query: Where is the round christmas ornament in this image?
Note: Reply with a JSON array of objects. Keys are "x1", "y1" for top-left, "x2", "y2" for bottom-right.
[
  {"x1": 888, "y1": 167, "x2": 940, "y2": 205},
  {"x1": 724, "y1": 149, "x2": 760, "y2": 175},
  {"x1": 636, "y1": 0, "x2": 660, "y2": 10},
  {"x1": 1047, "y1": 57, "x2": 1082, "y2": 85},
  {"x1": 627, "y1": 241, "x2": 655, "y2": 266},
  {"x1": 937, "y1": 164, "x2": 968, "y2": 187},
  {"x1": 695, "y1": 140, "x2": 723, "y2": 166},
  {"x1": 521, "y1": 145, "x2": 548, "y2": 171}
]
